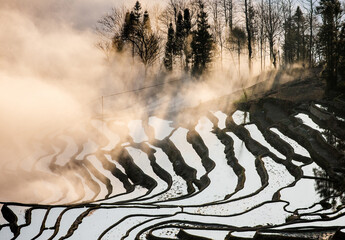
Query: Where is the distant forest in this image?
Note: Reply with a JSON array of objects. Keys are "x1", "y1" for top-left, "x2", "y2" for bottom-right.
[{"x1": 96, "y1": 0, "x2": 345, "y2": 90}]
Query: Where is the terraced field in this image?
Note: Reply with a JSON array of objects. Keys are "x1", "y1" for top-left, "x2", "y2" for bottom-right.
[{"x1": 1, "y1": 95, "x2": 345, "y2": 239}]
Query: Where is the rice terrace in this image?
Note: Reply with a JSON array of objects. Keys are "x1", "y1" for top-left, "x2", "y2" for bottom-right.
[{"x1": 1, "y1": 0, "x2": 345, "y2": 239}]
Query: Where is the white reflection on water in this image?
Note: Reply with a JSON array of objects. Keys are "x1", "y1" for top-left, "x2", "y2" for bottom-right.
[{"x1": 232, "y1": 111, "x2": 250, "y2": 125}]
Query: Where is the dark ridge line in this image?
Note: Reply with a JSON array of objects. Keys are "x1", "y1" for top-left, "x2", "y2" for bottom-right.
[
  {"x1": 225, "y1": 115, "x2": 270, "y2": 187},
  {"x1": 141, "y1": 121, "x2": 220, "y2": 203},
  {"x1": 83, "y1": 158, "x2": 113, "y2": 199},
  {"x1": 157, "y1": 199, "x2": 285, "y2": 221},
  {"x1": 95, "y1": 151, "x2": 135, "y2": 194},
  {"x1": 1, "y1": 205, "x2": 19, "y2": 237},
  {"x1": 0, "y1": 119, "x2": 292, "y2": 209},
  {"x1": 135, "y1": 219, "x2": 266, "y2": 240},
  {"x1": 141, "y1": 125, "x2": 218, "y2": 205},
  {"x1": 147, "y1": 165, "x2": 269, "y2": 208},
  {"x1": 227, "y1": 108, "x2": 305, "y2": 181},
  {"x1": 47, "y1": 205, "x2": 92, "y2": 240},
  {"x1": 31, "y1": 207, "x2": 51, "y2": 240},
  {"x1": 111, "y1": 145, "x2": 157, "y2": 191},
  {"x1": 313, "y1": 101, "x2": 345, "y2": 128},
  {"x1": 186, "y1": 129, "x2": 215, "y2": 173},
  {"x1": 261, "y1": 99, "x2": 345, "y2": 181},
  {"x1": 47, "y1": 140, "x2": 87, "y2": 205},
  {"x1": 51, "y1": 131, "x2": 104, "y2": 203},
  {"x1": 97, "y1": 213, "x2": 178, "y2": 240},
  {"x1": 297, "y1": 194, "x2": 345, "y2": 217},
  {"x1": 60, "y1": 206, "x2": 99, "y2": 239},
  {"x1": 145, "y1": 121, "x2": 271, "y2": 208},
  {"x1": 152, "y1": 138, "x2": 201, "y2": 194},
  {"x1": 135, "y1": 208, "x2": 345, "y2": 239},
  {"x1": 127, "y1": 143, "x2": 173, "y2": 202},
  {"x1": 241, "y1": 106, "x2": 308, "y2": 201},
  {"x1": 213, "y1": 127, "x2": 246, "y2": 199},
  {"x1": 176, "y1": 229, "x2": 213, "y2": 240},
  {"x1": 298, "y1": 104, "x2": 345, "y2": 140},
  {"x1": 67, "y1": 160, "x2": 102, "y2": 203},
  {"x1": 123, "y1": 212, "x2": 191, "y2": 240},
  {"x1": 248, "y1": 104, "x2": 312, "y2": 164},
  {"x1": 13, "y1": 207, "x2": 43, "y2": 240}
]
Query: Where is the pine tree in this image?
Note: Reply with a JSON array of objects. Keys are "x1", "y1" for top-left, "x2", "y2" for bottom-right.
[
  {"x1": 191, "y1": 1, "x2": 214, "y2": 77},
  {"x1": 283, "y1": 6, "x2": 308, "y2": 65},
  {"x1": 164, "y1": 23, "x2": 175, "y2": 72},
  {"x1": 338, "y1": 23, "x2": 345, "y2": 82},
  {"x1": 183, "y1": 8, "x2": 192, "y2": 72},
  {"x1": 317, "y1": 0, "x2": 342, "y2": 90},
  {"x1": 123, "y1": 11, "x2": 136, "y2": 40},
  {"x1": 183, "y1": 8, "x2": 191, "y2": 36},
  {"x1": 133, "y1": 1, "x2": 142, "y2": 23},
  {"x1": 175, "y1": 11, "x2": 184, "y2": 56},
  {"x1": 143, "y1": 11, "x2": 152, "y2": 33},
  {"x1": 294, "y1": 7, "x2": 306, "y2": 62},
  {"x1": 283, "y1": 15, "x2": 295, "y2": 64}
]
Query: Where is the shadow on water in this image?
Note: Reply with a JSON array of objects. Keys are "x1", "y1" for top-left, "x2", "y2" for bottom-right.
[{"x1": 314, "y1": 167, "x2": 345, "y2": 208}]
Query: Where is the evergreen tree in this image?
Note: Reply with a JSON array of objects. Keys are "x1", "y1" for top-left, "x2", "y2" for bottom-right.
[
  {"x1": 123, "y1": 11, "x2": 136, "y2": 40},
  {"x1": 183, "y1": 8, "x2": 192, "y2": 72},
  {"x1": 283, "y1": 15, "x2": 295, "y2": 64},
  {"x1": 164, "y1": 23, "x2": 175, "y2": 72},
  {"x1": 284, "y1": 7, "x2": 309, "y2": 65},
  {"x1": 191, "y1": 1, "x2": 214, "y2": 77},
  {"x1": 175, "y1": 11, "x2": 185, "y2": 55},
  {"x1": 317, "y1": 0, "x2": 342, "y2": 90},
  {"x1": 183, "y1": 8, "x2": 192, "y2": 36},
  {"x1": 133, "y1": 1, "x2": 142, "y2": 26},
  {"x1": 143, "y1": 11, "x2": 152, "y2": 33},
  {"x1": 294, "y1": 7, "x2": 306, "y2": 62},
  {"x1": 338, "y1": 23, "x2": 345, "y2": 82}
]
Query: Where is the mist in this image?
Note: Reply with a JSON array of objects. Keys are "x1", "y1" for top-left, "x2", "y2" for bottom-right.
[{"x1": 0, "y1": 0, "x2": 286, "y2": 204}]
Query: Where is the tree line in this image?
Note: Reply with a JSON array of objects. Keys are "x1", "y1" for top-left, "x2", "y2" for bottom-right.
[{"x1": 97, "y1": 0, "x2": 345, "y2": 90}]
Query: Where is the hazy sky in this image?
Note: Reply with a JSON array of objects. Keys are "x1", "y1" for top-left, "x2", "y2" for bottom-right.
[{"x1": 0, "y1": 0, "x2": 165, "y2": 30}]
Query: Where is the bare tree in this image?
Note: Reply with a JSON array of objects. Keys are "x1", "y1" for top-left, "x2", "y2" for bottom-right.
[
  {"x1": 256, "y1": 0, "x2": 266, "y2": 71},
  {"x1": 303, "y1": 0, "x2": 317, "y2": 67},
  {"x1": 221, "y1": 0, "x2": 233, "y2": 31},
  {"x1": 208, "y1": 0, "x2": 226, "y2": 67},
  {"x1": 126, "y1": 17, "x2": 161, "y2": 74},
  {"x1": 263, "y1": 0, "x2": 282, "y2": 68},
  {"x1": 227, "y1": 27, "x2": 246, "y2": 74},
  {"x1": 95, "y1": 7, "x2": 127, "y2": 60},
  {"x1": 244, "y1": 0, "x2": 255, "y2": 73}
]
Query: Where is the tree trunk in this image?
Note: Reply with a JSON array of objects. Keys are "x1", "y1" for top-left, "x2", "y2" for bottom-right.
[{"x1": 245, "y1": 0, "x2": 252, "y2": 73}]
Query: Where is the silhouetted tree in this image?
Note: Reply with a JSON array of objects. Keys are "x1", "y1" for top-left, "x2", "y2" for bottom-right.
[
  {"x1": 245, "y1": 0, "x2": 255, "y2": 73},
  {"x1": 263, "y1": 0, "x2": 281, "y2": 68},
  {"x1": 183, "y1": 8, "x2": 192, "y2": 72},
  {"x1": 294, "y1": 7, "x2": 307, "y2": 62},
  {"x1": 175, "y1": 11, "x2": 185, "y2": 56},
  {"x1": 184, "y1": 8, "x2": 192, "y2": 35},
  {"x1": 191, "y1": 1, "x2": 214, "y2": 77},
  {"x1": 133, "y1": 1, "x2": 142, "y2": 24},
  {"x1": 143, "y1": 11, "x2": 152, "y2": 33},
  {"x1": 339, "y1": 23, "x2": 345, "y2": 82},
  {"x1": 304, "y1": 0, "x2": 318, "y2": 66},
  {"x1": 222, "y1": 0, "x2": 233, "y2": 31},
  {"x1": 317, "y1": 0, "x2": 342, "y2": 90},
  {"x1": 96, "y1": 7, "x2": 127, "y2": 59},
  {"x1": 164, "y1": 23, "x2": 175, "y2": 71},
  {"x1": 228, "y1": 27, "x2": 246, "y2": 73}
]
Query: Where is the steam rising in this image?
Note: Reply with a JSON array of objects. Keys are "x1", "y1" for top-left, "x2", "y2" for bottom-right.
[{"x1": 0, "y1": 0, "x2": 292, "y2": 204}]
